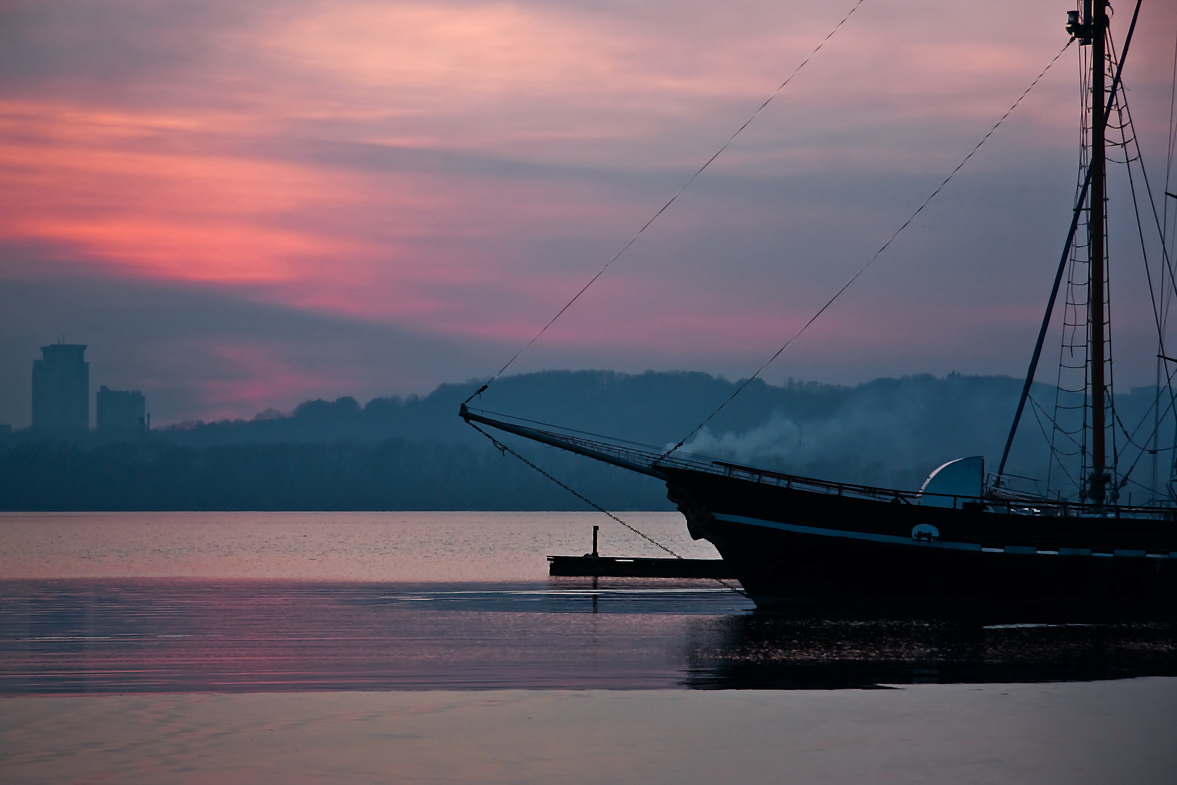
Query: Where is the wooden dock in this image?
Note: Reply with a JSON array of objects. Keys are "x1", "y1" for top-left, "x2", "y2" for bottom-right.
[
  {"x1": 548, "y1": 525, "x2": 736, "y2": 579},
  {"x1": 547, "y1": 554, "x2": 736, "y2": 579},
  {"x1": 546, "y1": 524, "x2": 729, "y2": 581}
]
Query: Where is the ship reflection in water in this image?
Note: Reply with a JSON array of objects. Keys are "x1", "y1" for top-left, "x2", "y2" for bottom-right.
[
  {"x1": 685, "y1": 614, "x2": 1177, "y2": 689},
  {"x1": 3, "y1": 578, "x2": 1174, "y2": 694}
]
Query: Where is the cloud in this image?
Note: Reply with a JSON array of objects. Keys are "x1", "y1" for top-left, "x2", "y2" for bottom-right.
[{"x1": 1, "y1": 0, "x2": 1172, "y2": 427}]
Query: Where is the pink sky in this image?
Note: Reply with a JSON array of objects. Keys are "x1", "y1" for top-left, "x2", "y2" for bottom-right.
[{"x1": 1, "y1": 0, "x2": 1174, "y2": 425}]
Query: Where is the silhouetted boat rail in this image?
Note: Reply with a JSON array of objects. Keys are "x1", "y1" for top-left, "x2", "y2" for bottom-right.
[{"x1": 462, "y1": 405, "x2": 1176, "y2": 522}]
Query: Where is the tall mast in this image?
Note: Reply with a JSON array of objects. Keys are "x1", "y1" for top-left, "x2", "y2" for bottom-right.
[
  {"x1": 1069, "y1": 0, "x2": 1109, "y2": 504},
  {"x1": 1088, "y1": 0, "x2": 1108, "y2": 506},
  {"x1": 1002, "y1": 3, "x2": 1142, "y2": 498}
]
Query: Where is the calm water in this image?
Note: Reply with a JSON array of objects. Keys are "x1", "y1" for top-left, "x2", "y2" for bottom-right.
[
  {"x1": 4, "y1": 512, "x2": 1177, "y2": 785},
  {"x1": 3, "y1": 511, "x2": 1176, "y2": 693}
]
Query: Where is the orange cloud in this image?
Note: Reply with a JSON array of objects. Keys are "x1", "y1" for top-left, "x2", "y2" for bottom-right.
[
  {"x1": 0, "y1": 100, "x2": 486, "y2": 305},
  {"x1": 0, "y1": 104, "x2": 361, "y2": 277},
  {"x1": 2, "y1": 0, "x2": 1169, "y2": 427}
]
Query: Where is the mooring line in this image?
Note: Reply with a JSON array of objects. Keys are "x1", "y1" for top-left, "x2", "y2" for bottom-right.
[{"x1": 469, "y1": 421, "x2": 748, "y2": 597}]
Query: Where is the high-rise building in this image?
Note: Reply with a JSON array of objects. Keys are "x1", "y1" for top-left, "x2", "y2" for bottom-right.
[
  {"x1": 96, "y1": 386, "x2": 147, "y2": 440},
  {"x1": 31, "y1": 343, "x2": 89, "y2": 436}
]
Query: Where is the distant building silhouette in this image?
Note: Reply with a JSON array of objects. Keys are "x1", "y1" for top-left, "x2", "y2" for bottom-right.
[
  {"x1": 96, "y1": 386, "x2": 148, "y2": 440},
  {"x1": 32, "y1": 343, "x2": 89, "y2": 436}
]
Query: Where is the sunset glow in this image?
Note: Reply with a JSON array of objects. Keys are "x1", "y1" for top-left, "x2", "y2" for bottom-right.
[{"x1": 2, "y1": 0, "x2": 1173, "y2": 425}]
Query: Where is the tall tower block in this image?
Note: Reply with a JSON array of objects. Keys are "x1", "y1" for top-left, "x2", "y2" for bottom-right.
[{"x1": 32, "y1": 343, "x2": 89, "y2": 435}]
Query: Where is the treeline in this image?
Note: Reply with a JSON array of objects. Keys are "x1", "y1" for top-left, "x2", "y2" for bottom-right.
[
  {"x1": 0, "y1": 369, "x2": 1163, "y2": 510},
  {"x1": 0, "y1": 438, "x2": 665, "y2": 511}
]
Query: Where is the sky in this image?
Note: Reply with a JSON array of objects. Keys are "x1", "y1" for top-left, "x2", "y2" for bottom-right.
[{"x1": 1, "y1": 0, "x2": 1175, "y2": 426}]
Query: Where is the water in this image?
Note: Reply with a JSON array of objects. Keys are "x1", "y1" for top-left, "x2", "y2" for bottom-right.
[
  {"x1": 4, "y1": 511, "x2": 1175, "y2": 692},
  {"x1": 0, "y1": 510, "x2": 721, "y2": 583},
  {"x1": 3, "y1": 512, "x2": 1176, "y2": 784}
]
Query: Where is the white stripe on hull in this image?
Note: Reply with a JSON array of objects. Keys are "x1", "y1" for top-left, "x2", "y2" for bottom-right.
[{"x1": 712, "y1": 513, "x2": 1176, "y2": 559}]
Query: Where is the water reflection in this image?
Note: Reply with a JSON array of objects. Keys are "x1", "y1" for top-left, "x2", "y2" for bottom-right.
[
  {"x1": 3, "y1": 579, "x2": 1174, "y2": 694},
  {"x1": 683, "y1": 615, "x2": 1177, "y2": 689}
]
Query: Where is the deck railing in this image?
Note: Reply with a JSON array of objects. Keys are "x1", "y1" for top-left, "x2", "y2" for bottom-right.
[{"x1": 461, "y1": 406, "x2": 1175, "y2": 521}]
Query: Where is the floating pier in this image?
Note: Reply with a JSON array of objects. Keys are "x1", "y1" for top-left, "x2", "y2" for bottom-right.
[
  {"x1": 547, "y1": 554, "x2": 736, "y2": 578},
  {"x1": 547, "y1": 525, "x2": 736, "y2": 579}
]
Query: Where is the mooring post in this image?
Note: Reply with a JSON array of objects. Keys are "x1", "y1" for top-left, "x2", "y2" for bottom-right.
[{"x1": 592, "y1": 525, "x2": 599, "y2": 557}]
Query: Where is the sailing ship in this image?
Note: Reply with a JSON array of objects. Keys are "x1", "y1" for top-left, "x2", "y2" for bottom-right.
[{"x1": 462, "y1": 1, "x2": 1177, "y2": 617}]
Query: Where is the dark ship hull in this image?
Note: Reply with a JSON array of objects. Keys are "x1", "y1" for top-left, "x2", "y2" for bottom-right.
[{"x1": 665, "y1": 466, "x2": 1177, "y2": 616}]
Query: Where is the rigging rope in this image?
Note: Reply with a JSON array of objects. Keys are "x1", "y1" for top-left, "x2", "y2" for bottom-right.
[
  {"x1": 663, "y1": 40, "x2": 1075, "y2": 460},
  {"x1": 1042, "y1": 0, "x2": 1173, "y2": 499},
  {"x1": 998, "y1": 0, "x2": 1143, "y2": 481},
  {"x1": 467, "y1": 420, "x2": 748, "y2": 598},
  {"x1": 465, "y1": 0, "x2": 868, "y2": 405}
]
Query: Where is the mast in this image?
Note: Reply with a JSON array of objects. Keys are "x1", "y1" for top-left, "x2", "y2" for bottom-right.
[
  {"x1": 1069, "y1": 1, "x2": 1109, "y2": 505},
  {"x1": 1089, "y1": 0, "x2": 1109, "y2": 506},
  {"x1": 1000, "y1": 3, "x2": 1144, "y2": 500}
]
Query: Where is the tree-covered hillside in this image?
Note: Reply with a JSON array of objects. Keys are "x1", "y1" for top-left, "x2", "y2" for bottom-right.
[{"x1": 0, "y1": 370, "x2": 1160, "y2": 510}]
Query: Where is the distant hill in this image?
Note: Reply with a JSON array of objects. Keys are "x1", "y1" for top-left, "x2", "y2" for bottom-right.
[{"x1": 0, "y1": 369, "x2": 1159, "y2": 510}]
